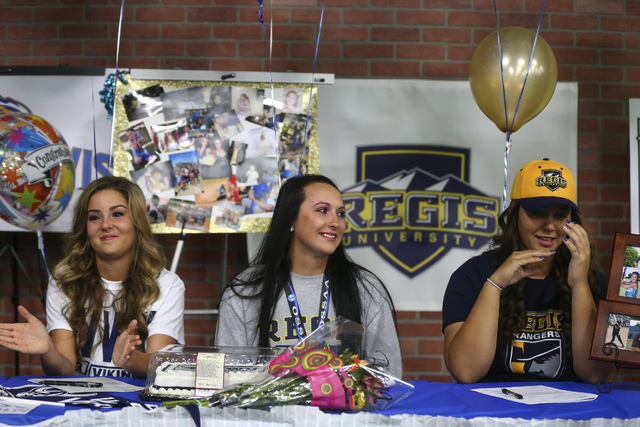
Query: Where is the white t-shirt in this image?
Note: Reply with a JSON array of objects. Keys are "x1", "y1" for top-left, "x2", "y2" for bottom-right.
[
  {"x1": 46, "y1": 269, "x2": 185, "y2": 377},
  {"x1": 245, "y1": 169, "x2": 259, "y2": 185}
]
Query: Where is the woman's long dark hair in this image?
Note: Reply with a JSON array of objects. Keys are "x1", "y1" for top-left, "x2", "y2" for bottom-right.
[
  {"x1": 224, "y1": 175, "x2": 396, "y2": 346},
  {"x1": 490, "y1": 201, "x2": 602, "y2": 357}
]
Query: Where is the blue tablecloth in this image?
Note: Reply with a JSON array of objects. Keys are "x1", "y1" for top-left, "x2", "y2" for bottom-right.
[
  {"x1": 379, "y1": 380, "x2": 640, "y2": 420},
  {"x1": 0, "y1": 375, "x2": 153, "y2": 426},
  {"x1": 1, "y1": 376, "x2": 640, "y2": 426}
]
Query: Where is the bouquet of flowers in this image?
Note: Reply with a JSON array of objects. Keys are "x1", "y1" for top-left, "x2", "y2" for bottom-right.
[{"x1": 163, "y1": 318, "x2": 413, "y2": 411}]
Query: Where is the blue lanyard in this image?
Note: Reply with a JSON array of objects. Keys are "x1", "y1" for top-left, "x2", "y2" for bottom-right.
[{"x1": 284, "y1": 274, "x2": 330, "y2": 340}]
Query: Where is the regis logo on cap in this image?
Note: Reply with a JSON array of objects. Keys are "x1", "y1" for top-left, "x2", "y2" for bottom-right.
[{"x1": 534, "y1": 169, "x2": 567, "y2": 192}]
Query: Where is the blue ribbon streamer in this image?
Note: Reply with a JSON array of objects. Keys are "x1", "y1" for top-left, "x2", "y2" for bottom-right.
[
  {"x1": 257, "y1": 0, "x2": 264, "y2": 25},
  {"x1": 493, "y1": 0, "x2": 547, "y2": 210},
  {"x1": 99, "y1": 70, "x2": 129, "y2": 120}
]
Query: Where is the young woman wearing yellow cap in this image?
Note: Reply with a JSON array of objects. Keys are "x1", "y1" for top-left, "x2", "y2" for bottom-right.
[{"x1": 442, "y1": 158, "x2": 611, "y2": 383}]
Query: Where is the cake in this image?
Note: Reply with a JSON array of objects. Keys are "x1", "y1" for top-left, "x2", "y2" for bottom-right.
[
  {"x1": 142, "y1": 345, "x2": 280, "y2": 399},
  {"x1": 147, "y1": 360, "x2": 272, "y2": 397}
]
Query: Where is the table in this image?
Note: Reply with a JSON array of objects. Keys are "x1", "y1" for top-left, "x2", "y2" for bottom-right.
[{"x1": 1, "y1": 376, "x2": 640, "y2": 426}]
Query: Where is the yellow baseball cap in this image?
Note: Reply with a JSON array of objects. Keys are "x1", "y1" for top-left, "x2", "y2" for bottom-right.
[{"x1": 510, "y1": 158, "x2": 579, "y2": 213}]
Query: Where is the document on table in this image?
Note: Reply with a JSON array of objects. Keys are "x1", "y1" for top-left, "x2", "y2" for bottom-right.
[
  {"x1": 28, "y1": 377, "x2": 144, "y2": 393},
  {"x1": 472, "y1": 385, "x2": 598, "y2": 405}
]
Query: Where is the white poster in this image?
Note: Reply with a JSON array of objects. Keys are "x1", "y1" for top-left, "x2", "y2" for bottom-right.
[
  {"x1": 0, "y1": 72, "x2": 112, "y2": 233},
  {"x1": 317, "y1": 79, "x2": 578, "y2": 311},
  {"x1": 630, "y1": 99, "x2": 640, "y2": 234}
]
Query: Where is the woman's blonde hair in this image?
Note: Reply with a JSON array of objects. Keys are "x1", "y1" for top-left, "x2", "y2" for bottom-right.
[{"x1": 51, "y1": 176, "x2": 166, "y2": 357}]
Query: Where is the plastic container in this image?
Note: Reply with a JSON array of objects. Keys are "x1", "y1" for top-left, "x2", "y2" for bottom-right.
[{"x1": 140, "y1": 344, "x2": 281, "y2": 400}]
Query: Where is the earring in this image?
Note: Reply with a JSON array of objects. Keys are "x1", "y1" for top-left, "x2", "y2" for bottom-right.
[{"x1": 290, "y1": 226, "x2": 294, "y2": 232}]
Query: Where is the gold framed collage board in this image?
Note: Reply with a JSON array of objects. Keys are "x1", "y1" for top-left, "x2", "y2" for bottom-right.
[{"x1": 111, "y1": 76, "x2": 319, "y2": 234}]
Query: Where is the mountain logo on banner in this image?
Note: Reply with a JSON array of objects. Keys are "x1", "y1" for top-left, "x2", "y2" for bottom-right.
[{"x1": 340, "y1": 145, "x2": 500, "y2": 278}]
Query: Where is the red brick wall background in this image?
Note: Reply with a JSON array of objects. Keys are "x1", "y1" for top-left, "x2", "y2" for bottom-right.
[{"x1": 0, "y1": 0, "x2": 637, "y2": 382}]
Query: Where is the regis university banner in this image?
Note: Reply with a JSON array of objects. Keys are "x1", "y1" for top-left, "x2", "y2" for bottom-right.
[{"x1": 317, "y1": 79, "x2": 577, "y2": 311}]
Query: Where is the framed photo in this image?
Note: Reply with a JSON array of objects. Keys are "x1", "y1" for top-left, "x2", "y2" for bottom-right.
[
  {"x1": 630, "y1": 99, "x2": 640, "y2": 234},
  {"x1": 605, "y1": 232, "x2": 640, "y2": 302},
  {"x1": 591, "y1": 299, "x2": 640, "y2": 365}
]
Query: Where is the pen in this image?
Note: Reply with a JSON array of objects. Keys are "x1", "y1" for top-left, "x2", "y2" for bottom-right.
[
  {"x1": 501, "y1": 388, "x2": 523, "y2": 399},
  {"x1": 40, "y1": 380, "x2": 103, "y2": 388}
]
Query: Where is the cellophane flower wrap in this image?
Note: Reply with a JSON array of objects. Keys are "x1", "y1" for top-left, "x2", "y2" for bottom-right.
[{"x1": 163, "y1": 318, "x2": 413, "y2": 411}]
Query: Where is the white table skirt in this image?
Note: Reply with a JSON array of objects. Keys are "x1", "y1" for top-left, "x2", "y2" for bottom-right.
[{"x1": 12, "y1": 405, "x2": 640, "y2": 427}]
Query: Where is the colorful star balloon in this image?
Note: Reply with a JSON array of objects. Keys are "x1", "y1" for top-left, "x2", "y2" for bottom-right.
[{"x1": 0, "y1": 113, "x2": 75, "y2": 230}]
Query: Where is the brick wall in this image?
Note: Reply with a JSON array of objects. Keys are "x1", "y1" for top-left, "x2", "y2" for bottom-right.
[{"x1": 0, "y1": 0, "x2": 637, "y2": 382}]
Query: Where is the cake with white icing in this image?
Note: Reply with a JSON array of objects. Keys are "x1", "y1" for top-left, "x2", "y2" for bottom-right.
[
  {"x1": 147, "y1": 360, "x2": 270, "y2": 397},
  {"x1": 142, "y1": 345, "x2": 280, "y2": 399}
]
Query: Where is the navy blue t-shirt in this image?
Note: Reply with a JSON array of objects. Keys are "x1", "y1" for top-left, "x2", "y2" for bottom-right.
[{"x1": 442, "y1": 252, "x2": 605, "y2": 382}]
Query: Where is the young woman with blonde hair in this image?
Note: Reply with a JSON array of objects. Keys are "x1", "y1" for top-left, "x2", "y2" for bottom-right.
[{"x1": 0, "y1": 176, "x2": 184, "y2": 378}]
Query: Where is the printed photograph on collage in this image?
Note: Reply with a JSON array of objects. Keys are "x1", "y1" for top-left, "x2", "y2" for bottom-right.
[
  {"x1": 119, "y1": 123, "x2": 158, "y2": 171},
  {"x1": 160, "y1": 87, "x2": 207, "y2": 121},
  {"x1": 121, "y1": 84, "x2": 164, "y2": 122},
  {"x1": 166, "y1": 199, "x2": 211, "y2": 233},
  {"x1": 169, "y1": 150, "x2": 203, "y2": 197},
  {"x1": 151, "y1": 120, "x2": 193, "y2": 153}
]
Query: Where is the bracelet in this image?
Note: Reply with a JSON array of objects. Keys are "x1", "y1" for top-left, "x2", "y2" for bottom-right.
[{"x1": 486, "y1": 278, "x2": 504, "y2": 292}]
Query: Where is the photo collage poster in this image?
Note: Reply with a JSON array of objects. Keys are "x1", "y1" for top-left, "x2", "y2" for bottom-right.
[{"x1": 113, "y1": 80, "x2": 317, "y2": 233}]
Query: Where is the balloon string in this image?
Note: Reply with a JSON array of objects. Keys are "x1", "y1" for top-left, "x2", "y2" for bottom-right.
[
  {"x1": 303, "y1": 0, "x2": 325, "y2": 145},
  {"x1": 493, "y1": 0, "x2": 547, "y2": 211},
  {"x1": 105, "y1": 0, "x2": 126, "y2": 176},
  {"x1": 297, "y1": 0, "x2": 325, "y2": 178},
  {"x1": 508, "y1": 0, "x2": 547, "y2": 133},
  {"x1": 491, "y1": 3, "x2": 508, "y2": 138},
  {"x1": 37, "y1": 230, "x2": 50, "y2": 278},
  {"x1": 89, "y1": 0, "x2": 99, "y2": 180},
  {"x1": 502, "y1": 136, "x2": 510, "y2": 211},
  {"x1": 492, "y1": 2, "x2": 509, "y2": 211},
  {"x1": 257, "y1": 0, "x2": 279, "y2": 187}
]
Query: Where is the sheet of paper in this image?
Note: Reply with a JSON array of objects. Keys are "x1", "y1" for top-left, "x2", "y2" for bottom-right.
[
  {"x1": 472, "y1": 385, "x2": 598, "y2": 405},
  {"x1": 28, "y1": 377, "x2": 144, "y2": 393}
]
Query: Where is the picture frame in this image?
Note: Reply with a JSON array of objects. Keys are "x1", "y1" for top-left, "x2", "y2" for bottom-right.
[
  {"x1": 590, "y1": 299, "x2": 640, "y2": 365},
  {"x1": 605, "y1": 232, "x2": 640, "y2": 302},
  {"x1": 629, "y1": 99, "x2": 640, "y2": 235}
]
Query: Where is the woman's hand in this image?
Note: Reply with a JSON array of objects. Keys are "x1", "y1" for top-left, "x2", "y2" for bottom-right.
[
  {"x1": 562, "y1": 220, "x2": 591, "y2": 289},
  {"x1": 113, "y1": 319, "x2": 142, "y2": 368},
  {"x1": 0, "y1": 305, "x2": 53, "y2": 355},
  {"x1": 489, "y1": 249, "x2": 555, "y2": 289}
]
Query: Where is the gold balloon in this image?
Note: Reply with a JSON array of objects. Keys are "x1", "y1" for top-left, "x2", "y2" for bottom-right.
[{"x1": 469, "y1": 27, "x2": 557, "y2": 133}]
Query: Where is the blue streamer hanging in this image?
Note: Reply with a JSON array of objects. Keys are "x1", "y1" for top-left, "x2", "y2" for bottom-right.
[{"x1": 99, "y1": 70, "x2": 130, "y2": 120}]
